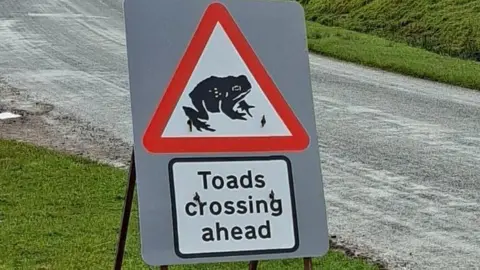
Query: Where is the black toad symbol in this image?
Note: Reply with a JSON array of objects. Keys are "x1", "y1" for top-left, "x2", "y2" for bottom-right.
[{"x1": 182, "y1": 75, "x2": 255, "y2": 132}]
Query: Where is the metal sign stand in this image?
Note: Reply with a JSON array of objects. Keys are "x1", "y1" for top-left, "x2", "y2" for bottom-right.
[
  {"x1": 113, "y1": 150, "x2": 136, "y2": 270},
  {"x1": 113, "y1": 150, "x2": 171, "y2": 270},
  {"x1": 113, "y1": 150, "x2": 314, "y2": 270}
]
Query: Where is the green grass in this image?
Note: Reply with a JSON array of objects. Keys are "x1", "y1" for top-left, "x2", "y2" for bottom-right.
[
  {"x1": 0, "y1": 139, "x2": 379, "y2": 270},
  {"x1": 301, "y1": 0, "x2": 480, "y2": 61},
  {"x1": 294, "y1": 0, "x2": 480, "y2": 90},
  {"x1": 305, "y1": 21, "x2": 480, "y2": 90}
]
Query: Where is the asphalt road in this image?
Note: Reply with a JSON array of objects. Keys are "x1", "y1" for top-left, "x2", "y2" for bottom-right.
[{"x1": 1, "y1": 1, "x2": 479, "y2": 269}]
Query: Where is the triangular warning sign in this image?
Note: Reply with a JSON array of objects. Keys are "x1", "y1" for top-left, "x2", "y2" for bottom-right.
[{"x1": 143, "y1": 2, "x2": 309, "y2": 154}]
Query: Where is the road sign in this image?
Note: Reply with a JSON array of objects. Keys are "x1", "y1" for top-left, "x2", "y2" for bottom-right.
[
  {"x1": 124, "y1": 0, "x2": 328, "y2": 266},
  {"x1": 142, "y1": 2, "x2": 309, "y2": 154}
]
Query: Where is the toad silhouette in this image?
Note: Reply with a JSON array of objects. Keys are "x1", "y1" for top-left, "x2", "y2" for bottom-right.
[{"x1": 183, "y1": 75, "x2": 255, "y2": 132}]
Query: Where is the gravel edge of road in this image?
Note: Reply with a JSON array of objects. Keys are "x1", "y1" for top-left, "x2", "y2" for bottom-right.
[{"x1": 0, "y1": 80, "x2": 132, "y2": 169}]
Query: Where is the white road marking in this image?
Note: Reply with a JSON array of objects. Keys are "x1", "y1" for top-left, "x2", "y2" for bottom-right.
[
  {"x1": 0, "y1": 112, "x2": 21, "y2": 120},
  {"x1": 27, "y1": 13, "x2": 108, "y2": 19}
]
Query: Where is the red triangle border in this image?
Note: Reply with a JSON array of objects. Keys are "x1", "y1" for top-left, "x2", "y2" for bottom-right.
[{"x1": 142, "y1": 2, "x2": 309, "y2": 154}]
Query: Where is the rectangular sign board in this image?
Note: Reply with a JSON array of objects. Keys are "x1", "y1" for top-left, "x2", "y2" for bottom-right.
[
  {"x1": 169, "y1": 156, "x2": 298, "y2": 258},
  {"x1": 124, "y1": 0, "x2": 329, "y2": 266}
]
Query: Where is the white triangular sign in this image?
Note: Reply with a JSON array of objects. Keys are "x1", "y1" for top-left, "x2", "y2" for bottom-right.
[{"x1": 161, "y1": 23, "x2": 291, "y2": 138}]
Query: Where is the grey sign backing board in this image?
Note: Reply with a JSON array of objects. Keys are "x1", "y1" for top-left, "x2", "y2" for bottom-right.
[{"x1": 124, "y1": 0, "x2": 329, "y2": 266}]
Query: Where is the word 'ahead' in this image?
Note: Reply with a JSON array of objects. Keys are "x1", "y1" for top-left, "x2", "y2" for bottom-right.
[{"x1": 142, "y1": 2, "x2": 309, "y2": 154}]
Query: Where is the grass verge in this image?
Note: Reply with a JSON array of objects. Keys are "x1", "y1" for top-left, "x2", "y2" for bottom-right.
[
  {"x1": 301, "y1": 0, "x2": 480, "y2": 61},
  {"x1": 306, "y1": 21, "x2": 480, "y2": 90},
  {"x1": 0, "y1": 139, "x2": 379, "y2": 270}
]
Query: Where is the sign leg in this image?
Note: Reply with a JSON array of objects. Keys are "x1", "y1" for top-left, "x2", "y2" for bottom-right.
[
  {"x1": 114, "y1": 150, "x2": 137, "y2": 270},
  {"x1": 160, "y1": 266, "x2": 168, "y2": 270},
  {"x1": 248, "y1": 261, "x2": 259, "y2": 270},
  {"x1": 303, "y1": 257, "x2": 313, "y2": 270}
]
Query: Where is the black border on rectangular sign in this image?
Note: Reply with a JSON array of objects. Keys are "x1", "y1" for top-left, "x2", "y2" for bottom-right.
[{"x1": 168, "y1": 155, "x2": 299, "y2": 259}]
